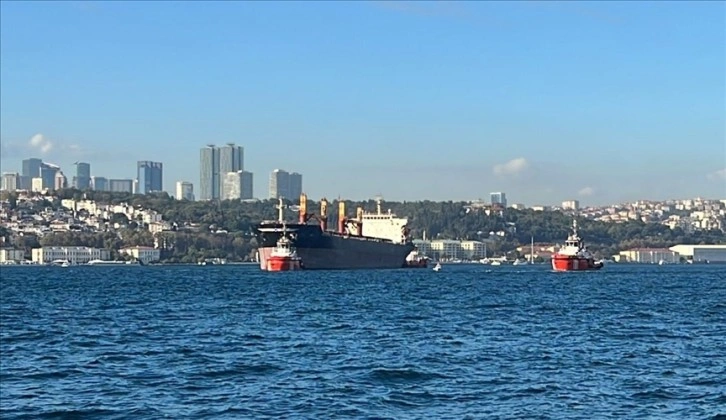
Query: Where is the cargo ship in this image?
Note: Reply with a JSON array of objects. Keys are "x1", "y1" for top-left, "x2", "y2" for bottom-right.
[
  {"x1": 551, "y1": 219, "x2": 604, "y2": 271},
  {"x1": 257, "y1": 194, "x2": 416, "y2": 270}
]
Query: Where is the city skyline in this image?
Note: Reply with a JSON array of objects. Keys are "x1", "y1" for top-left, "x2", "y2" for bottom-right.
[{"x1": 1, "y1": 2, "x2": 724, "y2": 205}]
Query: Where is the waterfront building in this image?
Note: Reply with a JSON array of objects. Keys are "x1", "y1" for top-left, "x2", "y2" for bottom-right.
[
  {"x1": 0, "y1": 248, "x2": 25, "y2": 263},
  {"x1": 31, "y1": 246, "x2": 111, "y2": 264},
  {"x1": 618, "y1": 248, "x2": 679, "y2": 264},
  {"x1": 669, "y1": 244, "x2": 726, "y2": 263},
  {"x1": 120, "y1": 246, "x2": 160, "y2": 264},
  {"x1": 460, "y1": 240, "x2": 488, "y2": 259},
  {"x1": 430, "y1": 239, "x2": 463, "y2": 260}
]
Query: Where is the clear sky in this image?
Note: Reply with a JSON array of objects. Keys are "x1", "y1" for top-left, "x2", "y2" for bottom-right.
[{"x1": 1, "y1": 1, "x2": 724, "y2": 206}]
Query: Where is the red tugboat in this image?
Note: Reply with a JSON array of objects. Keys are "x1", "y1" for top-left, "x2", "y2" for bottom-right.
[
  {"x1": 404, "y1": 249, "x2": 429, "y2": 268},
  {"x1": 551, "y1": 219, "x2": 604, "y2": 272},
  {"x1": 265, "y1": 224, "x2": 303, "y2": 271}
]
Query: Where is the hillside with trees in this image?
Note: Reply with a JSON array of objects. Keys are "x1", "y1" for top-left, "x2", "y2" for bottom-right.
[{"x1": 2, "y1": 189, "x2": 724, "y2": 262}]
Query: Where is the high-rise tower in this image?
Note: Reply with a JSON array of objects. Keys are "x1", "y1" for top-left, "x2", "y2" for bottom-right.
[
  {"x1": 200, "y1": 143, "x2": 245, "y2": 200},
  {"x1": 137, "y1": 161, "x2": 163, "y2": 194}
]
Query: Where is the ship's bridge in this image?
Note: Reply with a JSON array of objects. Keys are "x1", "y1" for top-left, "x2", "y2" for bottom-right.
[{"x1": 361, "y1": 210, "x2": 408, "y2": 244}]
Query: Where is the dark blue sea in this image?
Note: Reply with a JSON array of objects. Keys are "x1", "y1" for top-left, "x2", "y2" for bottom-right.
[{"x1": 1, "y1": 263, "x2": 724, "y2": 419}]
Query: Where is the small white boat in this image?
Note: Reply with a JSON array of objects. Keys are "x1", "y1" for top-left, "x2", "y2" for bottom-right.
[
  {"x1": 433, "y1": 262, "x2": 442, "y2": 272},
  {"x1": 88, "y1": 259, "x2": 141, "y2": 266},
  {"x1": 490, "y1": 260, "x2": 501, "y2": 266}
]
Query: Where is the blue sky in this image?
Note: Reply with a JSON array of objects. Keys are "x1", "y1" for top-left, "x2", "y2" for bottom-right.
[{"x1": 1, "y1": 1, "x2": 724, "y2": 205}]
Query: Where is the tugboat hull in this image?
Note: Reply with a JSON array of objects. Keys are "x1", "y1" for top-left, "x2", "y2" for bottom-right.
[
  {"x1": 266, "y1": 256, "x2": 302, "y2": 271},
  {"x1": 551, "y1": 256, "x2": 603, "y2": 271}
]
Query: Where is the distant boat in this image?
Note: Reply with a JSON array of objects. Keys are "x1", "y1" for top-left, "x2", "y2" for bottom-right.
[
  {"x1": 551, "y1": 219, "x2": 603, "y2": 271},
  {"x1": 433, "y1": 262, "x2": 442, "y2": 272},
  {"x1": 88, "y1": 259, "x2": 140, "y2": 266},
  {"x1": 490, "y1": 260, "x2": 501, "y2": 266}
]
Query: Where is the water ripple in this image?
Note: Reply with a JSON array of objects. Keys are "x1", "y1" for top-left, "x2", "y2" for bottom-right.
[{"x1": 1, "y1": 264, "x2": 724, "y2": 418}]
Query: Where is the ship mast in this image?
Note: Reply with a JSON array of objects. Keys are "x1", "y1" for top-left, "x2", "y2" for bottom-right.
[{"x1": 277, "y1": 197, "x2": 285, "y2": 222}]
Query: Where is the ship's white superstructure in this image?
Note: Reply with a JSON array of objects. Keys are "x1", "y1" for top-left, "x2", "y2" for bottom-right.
[
  {"x1": 556, "y1": 220, "x2": 595, "y2": 259},
  {"x1": 358, "y1": 198, "x2": 409, "y2": 244}
]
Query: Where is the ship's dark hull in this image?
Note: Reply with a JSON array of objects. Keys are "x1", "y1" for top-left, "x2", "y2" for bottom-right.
[{"x1": 257, "y1": 222, "x2": 415, "y2": 270}]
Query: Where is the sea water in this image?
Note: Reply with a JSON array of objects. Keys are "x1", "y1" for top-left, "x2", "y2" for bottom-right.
[{"x1": 1, "y1": 264, "x2": 724, "y2": 419}]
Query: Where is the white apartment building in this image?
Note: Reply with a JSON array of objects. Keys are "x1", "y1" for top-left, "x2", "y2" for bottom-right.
[
  {"x1": 31, "y1": 246, "x2": 111, "y2": 264},
  {"x1": 120, "y1": 246, "x2": 160, "y2": 264},
  {"x1": 31, "y1": 177, "x2": 44, "y2": 192},
  {"x1": 430, "y1": 239, "x2": 463, "y2": 260},
  {"x1": 175, "y1": 181, "x2": 194, "y2": 201},
  {"x1": 1, "y1": 173, "x2": 19, "y2": 191},
  {"x1": 460, "y1": 240, "x2": 488, "y2": 259},
  {"x1": 224, "y1": 171, "x2": 254, "y2": 200}
]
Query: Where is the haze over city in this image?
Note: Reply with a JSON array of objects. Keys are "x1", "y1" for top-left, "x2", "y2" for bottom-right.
[{"x1": 1, "y1": 1, "x2": 724, "y2": 205}]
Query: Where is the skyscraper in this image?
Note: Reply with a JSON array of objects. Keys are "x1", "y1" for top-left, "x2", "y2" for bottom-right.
[
  {"x1": 223, "y1": 171, "x2": 253, "y2": 200},
  {"x1": 91, "y1": 176, "x2": 108, "y2": 191},
  {"x1": 137, "y1": 161, "x2": 163, "y2": 194},
  {"x1": 21, "y1": 158, "x2": 42, "y2": 190},
  {"x1": 175, "y1": 181, "x2": 194, "y2": 201},
  {"x1": 199, "y1": 145, "x2": 220, "y2": 200},
  {"x1": 219, "y1": 143, "x2": 244, "y2": 176},
  {"x1": 289, "y1": 172, "x2": 303, "y2": 200},
  {"x1": 240, "y1": 171, "x2": 253, "y2": 200},
  {"x1": 199, "y1": 143, "x2": 245, "y2": 200},
  {"x1": 490, "y1": 192, "x2": 507, "y2": 207},
  {"x1": 22, "y1": 158, "x2": 42, "y2": 178},
  {"x1": 54, "y1": 171, "x2": 68, "y2": 190},
  {"x1": 269, "y1": 169, "x2": 303, "y2": 200},
  {"x1": 269, "y1": 169, "x2": 289, "y2": 199},
  {"x1": 74, "y1": 162, "x2": 91, "y2": 190},
  {"x1": 109, "y1": 179, "x2": 133, "y2": 193},
  {"x1": 40, "y1": 163, "x2": 58, "y2": 190}
]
